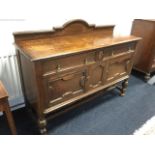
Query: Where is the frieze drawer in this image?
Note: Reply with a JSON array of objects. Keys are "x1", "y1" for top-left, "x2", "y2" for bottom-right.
[
  {"x1": 42, "y1": 49, "x2": 113, "y2": 76},
  {"x1": 42, "y1": 52, "x2": 95, "y2": 75}
]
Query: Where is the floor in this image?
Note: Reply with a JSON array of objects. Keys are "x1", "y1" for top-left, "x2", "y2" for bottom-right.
[{"x1": 0, "y1": 71, "x2": 155, "y2": 135}]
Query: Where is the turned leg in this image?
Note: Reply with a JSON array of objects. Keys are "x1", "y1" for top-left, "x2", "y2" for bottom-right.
[
  {"x1": 144, "y1": 73, "x2": 151, "y2": 82},
  {"x1": 38, "y1": 117, "x2": 47, "y2": 135},
  {"x1": 4, "y1": 102, "x2": 17, "y2": 135},
  {"x1": 120, "y1": 79, "x2": 128, "y2": 97}
]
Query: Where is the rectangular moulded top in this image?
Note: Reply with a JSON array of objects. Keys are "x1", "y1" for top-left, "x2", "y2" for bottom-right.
[{"x1": 14, "y1": 20, "x2": 141, "y2": 61}]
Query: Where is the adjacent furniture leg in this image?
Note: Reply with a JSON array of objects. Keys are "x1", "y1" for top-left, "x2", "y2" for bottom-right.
[
  {"x1": 120, "y1": 79, "x2": 128, "y2": 96},
  {"x1": 144, "y1": 73, "x2": 151, "y2": 82},
  {"x1": 3, "y1": 101, "x2": 17, "y2": 135},
  {"x1": 38, "y1": 117, "x2": 47, "y2": 134},
  {"x1": 0, "y1": 81, "x2": 17, "y2": 135}
]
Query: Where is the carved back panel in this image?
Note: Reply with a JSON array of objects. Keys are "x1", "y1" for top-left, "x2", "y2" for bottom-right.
[{"x1": 14, "y1": 19, "x2": 115, "y2": 42}]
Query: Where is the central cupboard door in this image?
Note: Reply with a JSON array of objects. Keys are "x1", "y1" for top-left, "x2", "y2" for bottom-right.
[
  {"x1": 88, "y1": 61, "x2": 107, "y2": 89},
  {"x1": 87, "y1": 50, "x2": 109, "y2": 90}
]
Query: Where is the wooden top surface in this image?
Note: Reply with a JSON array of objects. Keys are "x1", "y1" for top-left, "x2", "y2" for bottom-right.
[
  {"x1": 15, "y1": 35, "x2": 140, "y2": 61},
  {"x1": 0, "y1": 81, "x2": 8, "y2": 99},
  {"x1": 14, "y1": 20, "x2": 141, "y2": 61}
]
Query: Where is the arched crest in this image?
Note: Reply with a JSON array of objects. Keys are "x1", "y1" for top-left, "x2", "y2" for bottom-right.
[
  {"x1": 13, "y1": 19, "x2": 115, "y2": 41},
  {"x1": 53, "y1": 19, "x2": 96, "y2": 35}
]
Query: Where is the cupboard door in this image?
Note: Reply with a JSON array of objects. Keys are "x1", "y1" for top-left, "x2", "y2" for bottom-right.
[
  {"x1": 106, "y1": 53, "x2": 134, "y2": 83},
  {"x1": 43, "y1": 69, "x2": 88, "y2": 108},
  {"x1": 88, "y1": 61, "x2": 106, "y2": 89}
]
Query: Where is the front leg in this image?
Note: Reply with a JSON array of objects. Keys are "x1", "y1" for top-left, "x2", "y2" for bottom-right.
[
  {"x1": 120, "y1": 78, "x2": 129, "y2": 96},
  {"x1": 38, "y1": 117, "x2": 47, "y2": 135}
]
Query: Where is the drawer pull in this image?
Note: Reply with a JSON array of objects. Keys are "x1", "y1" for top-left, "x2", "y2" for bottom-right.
[
  {"x1": 98, "y1": 51, "x2": 104, "y2": 60},
  {"x1": 56, "y1": 64, "x2": 61, "y2": 71}
]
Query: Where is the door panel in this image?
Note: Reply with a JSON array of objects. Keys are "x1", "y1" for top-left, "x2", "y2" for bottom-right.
[
  {"x1": 106, "y1": 53, "x2": 134, "y2": 83},
  {"x1": 44, "y1": 69, "x2": 87, "y2": 107}
]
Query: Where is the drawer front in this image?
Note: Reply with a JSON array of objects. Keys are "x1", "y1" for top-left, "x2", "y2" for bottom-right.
[
  {"x1": 103, "y1": 42, "x2": 135, "y2": 56},
  {"x1": 43, "y1": 69, "x2": 88, "y2": 108},
  {"x1": 42, "y1": 43, "x2": 134, "y2": 76},
  {"x1": 106, "y1": 52, "x2": 134, "y2": 83},
  {"x1": 42, "y1": 52, "x2": 95, "y2": 75},
  {"x1": 42, "y1": 49, "x2": 113, "y2": 76}
]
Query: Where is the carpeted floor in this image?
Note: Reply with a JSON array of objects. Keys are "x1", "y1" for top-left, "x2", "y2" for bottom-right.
[{"x1": 0, "y1": 71, "x2": 155, "y2": 135}]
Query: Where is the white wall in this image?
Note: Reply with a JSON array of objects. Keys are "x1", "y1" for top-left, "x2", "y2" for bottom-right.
[
  {"x1": 0, "y1": 0, "x2": 155, "y2": 54},
  {"x1": 0, "y1": 0, "x2": 155, "y2": 55},
  {"x1": 0, "y1": 0, "x2": 155, "y2": 107}
]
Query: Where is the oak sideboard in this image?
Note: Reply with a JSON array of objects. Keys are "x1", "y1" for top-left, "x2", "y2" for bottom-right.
[{"x1": 14, "y1": 20, "x2": 140, "y2": 134}]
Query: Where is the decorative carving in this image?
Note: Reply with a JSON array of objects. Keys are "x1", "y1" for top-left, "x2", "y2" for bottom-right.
[
  {"x1": 89, "y1": 63, "x2": 105, "y2": 88},
  {"x1": 53, "y1": 20, "x2": 95, "y2": 36},
  {"x1": 52, "y1": 19, "x2": 115, "y2": 37}
]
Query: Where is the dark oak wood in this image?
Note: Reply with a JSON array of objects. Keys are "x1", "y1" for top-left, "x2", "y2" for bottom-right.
[
  {"x1": 14, "y1": 20, "x2": 140, "y2": 134},
  {"x1": 0, "y1": 81, "x2": 17, "y2": 135},
  {"x1": 131, "y1": 19, "x2": 155, "y2": 81}
]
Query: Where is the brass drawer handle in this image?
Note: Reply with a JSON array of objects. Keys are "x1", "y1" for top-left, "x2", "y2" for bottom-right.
[
  {"x1": 98, "y1": 51, "x2": 104, "y2": 60},
  {"x1": 56, "y1": 64, "x2": 61, "y2": 71}
]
